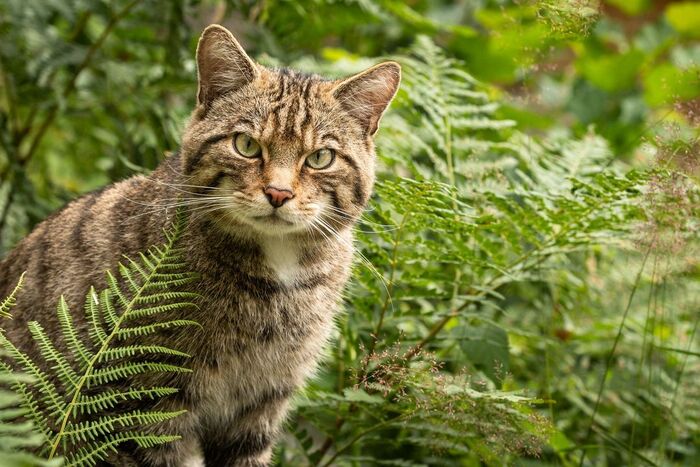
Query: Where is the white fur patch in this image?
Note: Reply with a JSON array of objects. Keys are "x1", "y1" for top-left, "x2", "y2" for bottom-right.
[
  {"x1": 260, "y1": 237, "x2": 301, "y2": 286},
  {"x1": 181, "y1": 455, "x2": 205, "y2": 467}
]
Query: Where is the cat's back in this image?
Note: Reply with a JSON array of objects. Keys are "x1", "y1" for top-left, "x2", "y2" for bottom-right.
[{"x1": 0, "y1": 172, "x2": 165, "y2": 338}]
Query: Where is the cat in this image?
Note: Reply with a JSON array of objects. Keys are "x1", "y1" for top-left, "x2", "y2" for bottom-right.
[{"x1": 0, "y1": 24, "x2": 400, "y2": 466}]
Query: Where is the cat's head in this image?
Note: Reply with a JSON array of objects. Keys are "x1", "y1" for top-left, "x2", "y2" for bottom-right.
[{"x1": 180, "y1": 25, "x2": 400, "y2": 238}]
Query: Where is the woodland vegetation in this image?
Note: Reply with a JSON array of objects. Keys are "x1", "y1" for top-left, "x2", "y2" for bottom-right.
[{"x1": 0, "y1": 0, "x2": 698, "y2": 465}]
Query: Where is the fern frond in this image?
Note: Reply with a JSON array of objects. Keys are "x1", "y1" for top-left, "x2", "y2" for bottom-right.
[
  {"x1": 115, "y1": 319, "x2": 200, "y2": 339},
  {"x1": 87, "y1": 363, "x2": 191, "y2": 387},
  {"x1": 0, "y1": 272, "x2": 24, "y2": 319},
  {"x1": 85, "y1": 288, "x2": 108, "y2": 346},
  {"x1": 121, "y1": 302, "x2": 198, "y2": 320},
  {"x1": 68, "y1": 432, "x2": 180, "y2": 466},
  {"x1": 63, "y1": 410, "x2": 186, "y2": 443},
  {"x1": 57, "y1": 296, "x2": 92, "y2": 366},
  {"x1": 73, "y1": 387, "x2": 180, "y2": 416},
  {"x1": 0, "y1": 211, "x2": 199, "y2": 464},
  {"x1": 27, "y1": 321, "x2": 79, "y2": 390},
  {"x1": 0, "y1": 277, "x2": 60, "y2": 466},
  {"x1": 133, "y1": 291, "x2": 200, "y2": 306},
  {"x1": 98, "y1": 345, "x2": 190, "y2": 362},
  {"x1": 0, "y1": 336, "x2": 65, "y2": 416}
]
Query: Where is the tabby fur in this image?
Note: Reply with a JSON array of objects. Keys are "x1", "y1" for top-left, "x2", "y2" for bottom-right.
[{"x1": 0, "y1": 25, "x2": 400, "y2": 466}]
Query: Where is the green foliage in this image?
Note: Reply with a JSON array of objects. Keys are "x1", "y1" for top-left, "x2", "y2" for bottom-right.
[
  {"x1": 278, "y1": 35, "x2": 690, "y2": 465},
  {"x1": 0, "y1": 213, "x2": 198, "y2": 466},
  {"x1": 666, "y1": 1, "x2": 700, "y2": 38},
  {"x1": 0, "y1": 276, "x2": 60, "y2": 467},
  {"x1": 0, "y1": 0, "x2": 194, "y2": 251},
  {"x1": 0, "y1": 272, "x2": 23, "y2": 319},
  {"x1": 0, "y1": 1, "x2": 698, "y2": 466}
]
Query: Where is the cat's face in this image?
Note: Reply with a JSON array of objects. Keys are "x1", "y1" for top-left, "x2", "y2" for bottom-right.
[{"x1": 180, "y1": 25, "x2": 400, "y2": 238}]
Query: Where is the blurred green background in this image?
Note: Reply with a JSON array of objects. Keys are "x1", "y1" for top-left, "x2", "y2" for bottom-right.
[{"x1": 0, "y1": 0, "x2": 699, "y2": 465}]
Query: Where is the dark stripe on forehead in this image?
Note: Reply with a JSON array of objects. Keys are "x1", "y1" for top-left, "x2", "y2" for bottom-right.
[
  {"x1": 269, "y1": 102, "x2": 282, "y2": 131},
  {"x1": 185, "y1": 133, "x2": 229, "y2": 174},
  {"x1": 302, "y1": 78, "x2": 313, "y2": 100},
  {"x1": 283, "y1": 94, "x2": 300, "y2": 139},
  {"x1": 298, "y1": 79, "x2": 316, "y2": 133},
  {"x1": 273, "y1": 73, "x2": 287, "y2": 102},
  {"x1": 300, "y1": 103, "x2": 312, "y2": 132},
  {"x1": 237, "y1": 118, "x2": 254, "y2": 128}
]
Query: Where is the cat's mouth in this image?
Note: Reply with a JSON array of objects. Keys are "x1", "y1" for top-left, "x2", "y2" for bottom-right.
[{"x1": 251, "y1": 213, "x2": 294, "y2": 226}]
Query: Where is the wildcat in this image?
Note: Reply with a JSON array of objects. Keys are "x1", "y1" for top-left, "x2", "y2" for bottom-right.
[{"x1": 0, "y1": 24, "x2": 400, "y2": 466}]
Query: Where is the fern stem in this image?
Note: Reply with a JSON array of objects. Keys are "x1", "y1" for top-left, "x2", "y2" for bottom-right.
[
  {"x1": 363, "y1": 211, "x2": 411, "y2": 371},
  {"x1": 0, "y1": 271, "x2": 25, "y2": 318},
  {"x1": 577, "y1": 243, "x2": 653, "y2": 467},
  {"x1": 656, "y1": 278, "x2": 700, "y2": 458},
  {"x1": 47, "y1": 220, "x2": 180, "y2": 459},
  {"x1": 628, "y1": 254, "x2": 659, "y2": 457}
]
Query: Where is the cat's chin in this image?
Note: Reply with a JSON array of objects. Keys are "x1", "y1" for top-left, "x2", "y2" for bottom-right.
[
  {"x1": 247, "y1": 214, "x2": 308, "y2": 236},
  {"x1": 216, "y1": 212, "x2": 312, "y2": 238}
]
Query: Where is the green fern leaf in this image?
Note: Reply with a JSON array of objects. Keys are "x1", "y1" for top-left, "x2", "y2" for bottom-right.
[
  {"x1": 0, "y1": 272, "x2": 24, "y2": 319},
  {"x1": 0, "y1": 278, "x2": 61, "y2": 466},
  {"x1": 0, "y1": 211, "x2": 200, "y2": 464}
]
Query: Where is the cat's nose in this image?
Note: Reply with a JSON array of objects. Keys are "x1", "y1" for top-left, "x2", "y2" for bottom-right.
[{"x1": 264, "y1": 186, "x2": 294, "y2": 208}]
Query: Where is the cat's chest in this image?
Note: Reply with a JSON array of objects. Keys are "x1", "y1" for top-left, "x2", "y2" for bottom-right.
[
  {"x1": 190, "y1": 298, "x2": 334, "y2": 424},
  {"x1": 260, "y1": 237, "x2": 302, "y2": 286},
  {"x1": 183, "y1": 233, "x2": 350, "y2": 415}
]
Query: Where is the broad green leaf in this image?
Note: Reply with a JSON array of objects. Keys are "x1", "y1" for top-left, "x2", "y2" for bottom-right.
[{"x1": 666, "y1": 1, "x2": 700, "y2": 38}]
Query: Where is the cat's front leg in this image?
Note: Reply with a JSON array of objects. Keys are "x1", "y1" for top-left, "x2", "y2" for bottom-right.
[
  {"x1": 123, "y1": 402, "x2": 203, "y2": 467},
  {"x1": 200, "y1": 391, "x2": 291, "y2": 467},
  {"x1": 110, "y1": 432, "x2": 203, "y2": 467},
  {"x1": 204, "y1": 431, "x2": 274, "y2": 467}
]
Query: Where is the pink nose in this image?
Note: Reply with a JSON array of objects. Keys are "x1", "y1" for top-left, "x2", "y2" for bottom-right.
[{"x1": 264, "y1": 186, "x2": 294, "y2": 208}]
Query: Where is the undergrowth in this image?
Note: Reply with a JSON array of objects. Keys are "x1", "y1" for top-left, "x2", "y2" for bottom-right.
[{"x1": 0, "y1": 1, "x2": 698, "y2": 465}]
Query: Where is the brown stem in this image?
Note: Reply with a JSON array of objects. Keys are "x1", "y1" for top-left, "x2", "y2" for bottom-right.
[
  {"x1": 0, "y1": 174, "x2": 18, "y2": 246},
  {"x1": 0, "y1": 56, "x2": 19, "y2": 139}
]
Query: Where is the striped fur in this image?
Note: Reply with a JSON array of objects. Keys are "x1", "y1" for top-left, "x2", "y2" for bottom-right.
[{"x1": 0, "y1": 25, "x2": 399, "y2": 466}]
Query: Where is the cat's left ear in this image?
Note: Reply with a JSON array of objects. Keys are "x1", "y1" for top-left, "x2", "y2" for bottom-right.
[
  {"x1": 332, "y1": 61, "x2": 401, "y2": 135},
  {"x1": 196, "y1": 24, "x2": 259, "y2": 108}
]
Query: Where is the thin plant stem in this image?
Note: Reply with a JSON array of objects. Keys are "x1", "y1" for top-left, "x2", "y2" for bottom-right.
[{"x1": 577, "y1": 244, "x2": 654, "y2": 467}]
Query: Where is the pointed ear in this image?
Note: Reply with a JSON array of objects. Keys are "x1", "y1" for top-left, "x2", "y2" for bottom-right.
[
  {"x1": 332, "y1": 61, "x2": 401, "y2": 135},
  {"x1": 196, "y1": 25, "x2": 258, "y2": 108}
]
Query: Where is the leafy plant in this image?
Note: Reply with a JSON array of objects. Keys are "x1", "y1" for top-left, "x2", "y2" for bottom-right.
[
  {"x1": 1, "y1": 1, "x2": 698, "y2": 466},
  {"x1": 0, "y1": 274, "x2": 61, "y2": 466},
  {"x1": 277, "y1": 36, "x2": 659, "y2": 465},
  {"x1": 0, "y1": 212, "x2": 199, "y2": 466}
]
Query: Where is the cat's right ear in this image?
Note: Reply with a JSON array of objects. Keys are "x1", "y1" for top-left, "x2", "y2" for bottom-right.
[{"x1": 196, "y1": 25, "x2": 258, "y2": 109}]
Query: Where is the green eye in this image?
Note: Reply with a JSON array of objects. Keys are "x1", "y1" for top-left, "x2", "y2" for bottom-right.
[
  {"x1": 306, "y1": 148, "x2": 335, "y2": 169},
  {"x1": 233, "y1": 133, "x2": 262, "y2": 158}
]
